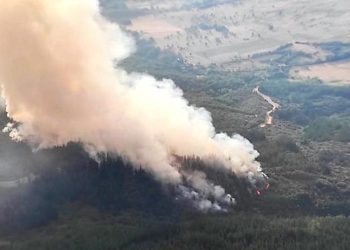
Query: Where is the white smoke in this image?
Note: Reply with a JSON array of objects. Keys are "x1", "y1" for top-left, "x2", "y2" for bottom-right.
[
  {"x1": 177, "y1": 170, "x2": 236, "y2": 212},
  {"x1": 0, "y1": 0, "x2": 265, "y2": 209}
]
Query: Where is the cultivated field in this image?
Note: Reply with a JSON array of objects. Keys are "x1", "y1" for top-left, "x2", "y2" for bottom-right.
[
  {"x1": 126, "y1": 0, "x2": 350, "y2": 70},
  {"x1": 291, "y1": 61, "x2": 350, "y2": 86}
]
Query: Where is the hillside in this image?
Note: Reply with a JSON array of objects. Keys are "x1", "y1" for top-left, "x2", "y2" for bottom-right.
[{"x1": 0, "y1": 1, "x2": 349, "y2": 249}]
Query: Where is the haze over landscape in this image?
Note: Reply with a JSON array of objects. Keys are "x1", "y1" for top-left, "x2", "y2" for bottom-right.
[{"x1": 0, "y1": 0, "x2": 349, "y2": 249}]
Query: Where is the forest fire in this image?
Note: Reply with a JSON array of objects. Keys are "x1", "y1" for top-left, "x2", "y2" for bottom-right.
[{"x1": 256, "y1": 183, "x2": 270, "y2": 196}]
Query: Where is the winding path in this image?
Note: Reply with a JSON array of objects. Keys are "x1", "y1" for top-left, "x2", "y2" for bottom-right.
[{"x1": 253, "y1": 86, "x2": 280, "y2": 127}]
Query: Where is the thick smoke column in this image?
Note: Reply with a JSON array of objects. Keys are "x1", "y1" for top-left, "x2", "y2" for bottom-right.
[{"x1": 0, "y1": 0, "x2": 265, "y2": 209}]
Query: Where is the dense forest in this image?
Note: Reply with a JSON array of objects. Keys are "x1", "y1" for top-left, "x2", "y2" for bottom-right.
[
  {"x1": 0, "y1": 0, "x2": 349, "y2": 248},
  {"x1": 1, "y1": 142, "x2": 350, "y2": 250},
  {"x1": 0, "y1": 143, "x2": 177, "y2": 232},
  {"x1": 0, "y1": 36, "x2": 349, "y2": 249}
]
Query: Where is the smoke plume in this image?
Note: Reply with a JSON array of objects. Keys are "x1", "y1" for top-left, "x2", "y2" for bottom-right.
[{"x1": 0, "y1": 0, "x2": 265, "y2": 209}]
